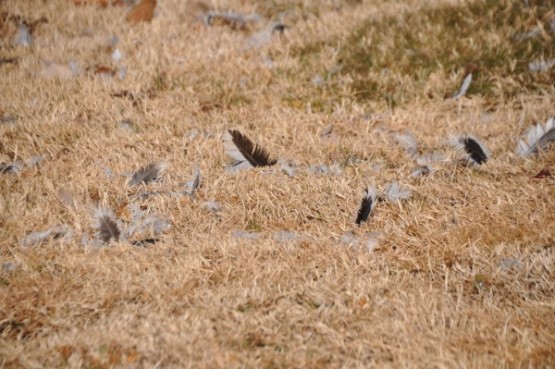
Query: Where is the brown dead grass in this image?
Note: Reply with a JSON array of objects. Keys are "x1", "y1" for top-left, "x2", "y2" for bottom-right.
[{"x1": 1, "y1": 0, "x2": 554, "y2": 368}]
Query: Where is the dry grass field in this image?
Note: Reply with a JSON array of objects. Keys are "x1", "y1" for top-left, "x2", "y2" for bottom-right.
[{"x1": 1, "y1": 0, "x2": 555, "y2": 367}]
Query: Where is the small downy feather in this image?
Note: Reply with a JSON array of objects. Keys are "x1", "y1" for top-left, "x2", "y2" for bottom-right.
[
  {"x1": 184, "y1": 166, "x2": 201, "y2": 196},
  {"x1": 517, "y1": 117, "x2": 555, "y2": 156},
  {"x1": 92, "y1": 208, "x2": 121, "y2": 243},
  {"x1": 356, "y1": 186, "x2": 377, "y2": 225},
  {"x1": 385, "y1": 182, "x2": 412, "y2": 201},
  {"x1": 456, "y1": 135, "x2": 490, "y2": 165},
  {"x1": 224, "y1": 130, "x2": 277, "y2": 170},
  {"x1": 129, "y1": 162, "x2": 166, "y2": 186},
  {"x1": 393, "y1": 130, "x2": 418, "y2": 157},
  {"x1": 21, "y1": 225, "x2": 71, "y2": 247}
]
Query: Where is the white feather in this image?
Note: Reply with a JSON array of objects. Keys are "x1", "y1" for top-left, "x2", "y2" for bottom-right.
[
  {"x1": 517, "y1": 117, "x2": 555, "y2": 156},
  {"x1": 451, "y1": 72, "x2": 472, "y2": 99}
]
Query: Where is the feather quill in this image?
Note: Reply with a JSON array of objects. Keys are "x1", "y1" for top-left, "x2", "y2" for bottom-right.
[
  {"x1": 356, "y1": 186, "x2": 377, "y2": 225},
  {"x1": 455, "y1": 135, "x2": 490, "y2": 165},
  {"x1": 184, "y1": 166, "x2": 201, "y2": 196},
  {"x1": 224, "y1": 130, "x2": 277, "y2": 170},
  {"x1": 129, "y1": 162, "x2": 166, "y2": 186},
  {"x1": 517, "y1": 117, "x2": 555, "y2": 156},
  {"x1": 92, "y1": 208, "x2": 121, "y2": 243}
]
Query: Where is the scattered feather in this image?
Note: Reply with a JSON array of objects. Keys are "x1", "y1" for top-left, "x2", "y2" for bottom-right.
[
  {"x1": 202, "y1": 201, "x2": 221, "y2": 213},
  {"x1": 0, "y1": 114, "x2": 17, "y2": 124},
  {"x1": 246, "y1": 22, "x2": 286, "y2": 50},
  {"x1": 450, "y1": 64, "x2": 477, "y2": 99},
  {"x1": 130, "y1": 216, "x2": 170, "y2": 237},
  {"x1": 455, "y1": 135, "x2": 490, "y2": 165},
  {"x1": 57, "y1": 187, "x2": 76, "y2": 208},
  {"x1": 529, "y1": 59, "x2": 555, "y2": 73},
  {"x1": 206, "y1": 11, "x2": 261, "y2": 30},
  {"x1": 132, "y1": 238, "x2": 159, "y2": 247},
  {"x1": 21, "y1": 225, "x2": 72, "y2": 247},
  {"x1": 111, "y1": 48, "x2": 123, "y2": 62},
  {"x1": 384, "y1": 182, "x2": 412, "y2": 201},
  {"x1": 517, "y1": 117, "x2": 555, "y2": 157},
  {"x1": 498, "y1": 258, "x2": 523, "y2": 271},
  {"x1": 1, "y1": 162, "x2": 22, "y2": 174},
  {"x1": 273, "y1": 231, "x2": 301, "y2": 243},
  {"x1": 129, "y1": 162, "x2": 166, "y2": 186},
  {"x1": 14, "y1": 23, "x2": 32, "y2": 47},
  {"x1": 224, "y1": 130, "x2": 277, "y2": 171},
  {"x1": 184, "y1": 166, "x2": 201, "y2": 196},
  {"x1": 393, "y1": 130, "x2": 418, "y2": 157},
  {"x1": 232, "y1": 230, "x2": 260, "y2": 240},
  {"x1": 365, "y1": 232, "x2": 384, "y2": 253},
  {"x1": 279, "y1": 160, "x2": 296, "y2": 177},
  {"x1": 340, "y1": 231, "x2": 358, "y2": 246},
  {"x1": 320, "y1": 124, "x2": 334, "y2": 138},
  {"x1": 307, "y1": 164, "x2": 342, "y2": 176},
  {"x1": 25, "y1": 155, "x2": 46, "y2": 167},
  {"x1": 356, "y1": 186, "x2": 377, "y2": 225},
  {"x1": 2, "y1": 262, "x2": 17, "y2": 272},
  {"x1": 91, "y1": 208, "x2": 121, "y2": 243},
  {"x1": 410, "y1": 165, "x2": 431, "y2": 177},
  {"x1": 126, "y1": 0, "x2": 156, "y2": 23}
]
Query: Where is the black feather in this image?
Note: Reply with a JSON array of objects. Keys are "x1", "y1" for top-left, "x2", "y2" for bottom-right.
[
  {"x1": 356, "y1": 187, "x2": 376, "y2": 225},
  {"x1": 461, "y1": 136, "x2": 489, "y2": 165},
  {"x1": 225, "y1": 130, "x2": 277, "y2": 168}
]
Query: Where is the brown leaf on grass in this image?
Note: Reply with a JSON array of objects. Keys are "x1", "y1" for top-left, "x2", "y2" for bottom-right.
[
  {"x1": 93, "y1": 65, "x2": 115, "y2": 77},
  {"x1": 125, "y1": 0, "x2": 156, "y2": 23},
  {"x1": 0, "y1": 57, "x2": 18, "y2": 65},
  {"x1": 532, "y1": 169, "x2": 552, "y2": 179}
]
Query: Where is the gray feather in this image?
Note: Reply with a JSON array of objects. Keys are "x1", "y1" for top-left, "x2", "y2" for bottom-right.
[
  {"x1": 517, "y1": 117, "x2": 555, "y2": 156},
  {"x1": 129, "y1": 162, "x2": 166, "y2": 186},
  {"x1": 92, "y1": 208, "x2": 121, "y2": 243}
]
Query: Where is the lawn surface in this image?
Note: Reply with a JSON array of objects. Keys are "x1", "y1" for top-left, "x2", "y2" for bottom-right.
[{"x1": 1, "y1": 0, "x2": 554, "y2": 368}]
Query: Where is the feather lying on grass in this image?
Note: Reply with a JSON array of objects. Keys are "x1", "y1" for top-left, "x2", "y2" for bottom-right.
[
  {"x1": 356, "y1": 186, "x2": 377, "y2": 225},
  {"x1": 91, "y1": 208, "x2": 121, "y2": 243},
  {"x1": 384, "y1": 182, "x2": 412, "y2": 201},
  {"x1": 206, "y1": 11, "x2": 261, "y2": 30},
  {"x1": 21, "y1": 225, "x2": 72, "y2": 247},
  {"x1": 246, "y1": 22, "x2": 286, "y2": 49},
  {"x1": 184, "y1": 166, "x2": 201, "y2": 196},
  {"x1": 454, "y1": 135, "x2": 490, "y2": 165},
  {"x1": 410, "y1": 165, "x2": 431, "y2": 177},
  {"x1": 129, "y1": 162, "x2": 166, "y2": 186},
  {"x1": 450, "y1": 64, "x2": 478, "y2": 100},
  {"x1": 224, "y1": 130, "x2": 277, "y2": 171},
  {"x1": 517, "y1": 117, "x2": 555, "y2": 156},
  {"x1": 279, "y1": 160, "x2": 296, "y2": 177},
  {"x1": 393, "y1": 130, "x2": 418, "y2": 157},
  {"x1": 0, "y1": 162, "x2": 22, "y2": 174}
]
